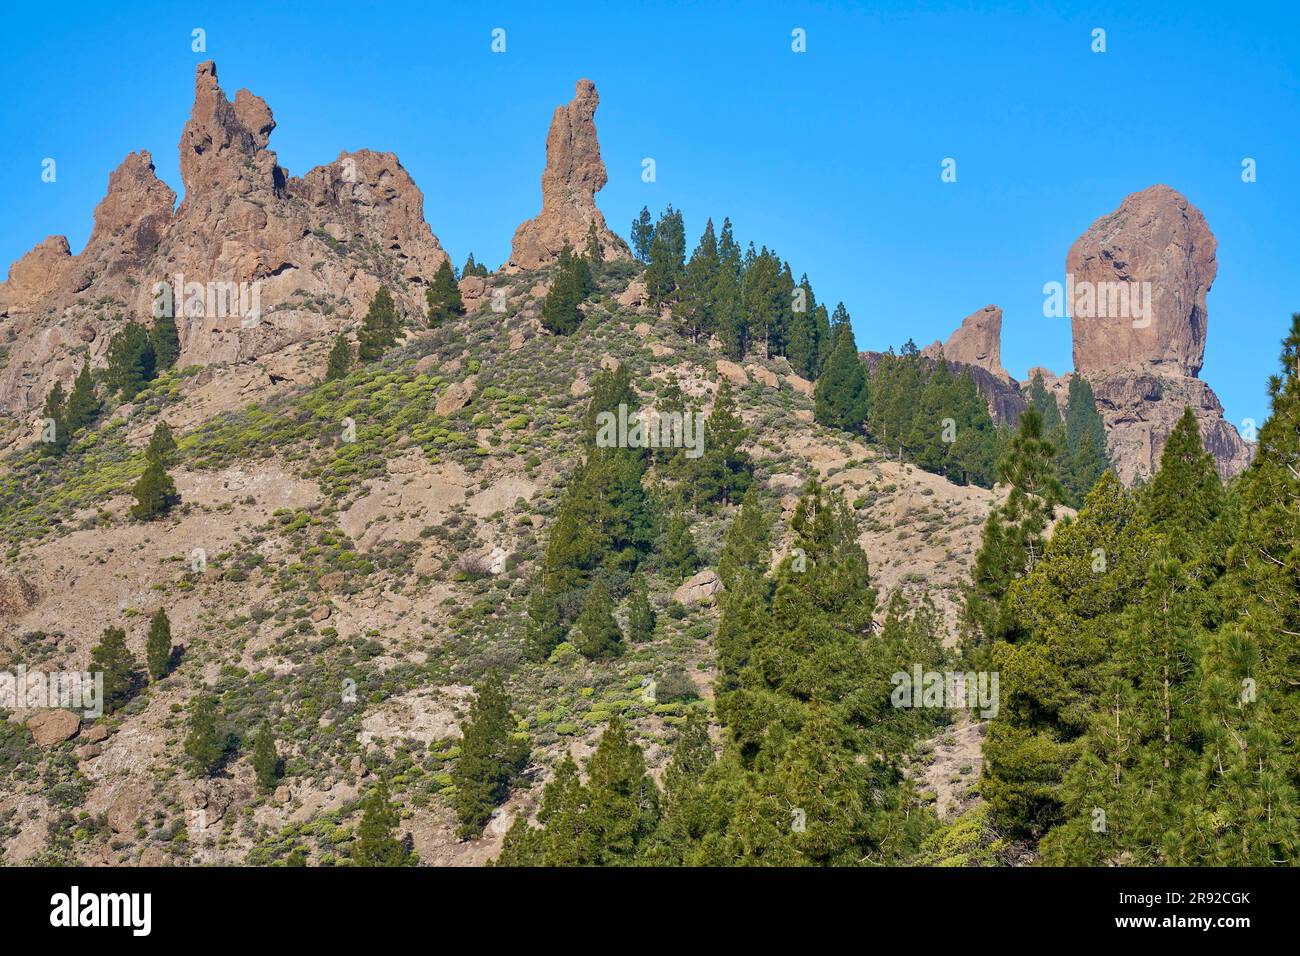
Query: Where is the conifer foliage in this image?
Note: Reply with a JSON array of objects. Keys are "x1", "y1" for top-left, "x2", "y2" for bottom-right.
[
  {"x1": 425, "y1": 259, "x2": 464, "y2": 327},
  {"x1": 974, "y1": 313, "x2": 1300, "y2": 864},
  {"x1": 502, "y1": 481, "x2": 945, "y2": 866},
  {"x1": 357, "y1": 287, "x2": 401, "y2": 362},
  {"x1": 452, "y1": 671, "x2": 529, "y2": 838},
  {"x1": 89, "y1": 626, "x2": 140, "y2": 713},
  {"x1": 145, "y1": 607, "x2": 173, "y2": 681},
  {"x1": 130, "y1": 422, "x2": 180, "y2": 520},
  {"x1": 540, "y1": 243, "x2": 596, "y2": 335},
  {"x1": 813, "y1": 307, "x2": 869, "y2": 431},
  {"x1": 352, "y1": 777, "x2": 415, "y2": 866}
]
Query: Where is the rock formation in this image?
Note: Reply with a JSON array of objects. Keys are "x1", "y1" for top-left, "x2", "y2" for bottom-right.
[
  {"x1": 922, "y1": 304, "x2": 1012, "y2": 383},
  {"x1": 1068, "y1": 185, "x2": 1213, "y2": 377},
  {"x1": 1065, "y1": 185, "x2": 1251, "y2": 482},
  {"x1": 0, "y1": 61, "x2": 447, "y2": 417},
  {"x1": 508, "y1": 79, "x2": 630, "y2": 270}
]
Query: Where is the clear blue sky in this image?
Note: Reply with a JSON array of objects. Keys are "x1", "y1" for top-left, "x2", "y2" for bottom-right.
[{"x1": 2, "y1": 0, "x2": 1296, "y2": 430}]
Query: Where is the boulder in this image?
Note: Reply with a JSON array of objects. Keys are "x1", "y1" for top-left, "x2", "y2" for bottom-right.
[
  {"x1": 673, "y1": 569, "x2": 722, "y2": 606},
  {"x1": 618, "y1": 281, "x2": 648, "y2": 308},
  {"x1": 784, "y1": 373, "x2": 814, "y2": 397},
  {"x1": 435, "y1": 380, "x2": 474, "y2": 416},
  {"x1": 82, "y1": 723, "x2": 110, "y2": 744},
  {"x1": 25, "y1": 710, "x2": 80, "y2": 747},
  {"x1": 716, "y1": 360, "x2": 748, "y2": 387}
]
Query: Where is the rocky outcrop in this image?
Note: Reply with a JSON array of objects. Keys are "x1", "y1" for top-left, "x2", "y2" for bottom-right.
[
  {"x1": 0, "y1": 570, "x2": 38, "y2": 617},
  {"x1": 1068, "y1": 185, "x2": 1214, "y2": 377},
  {"x1": 0, "y1": 237, "x2": 74, "y2": 311},
  {"x1": 1089, "y1": 370, "x2": 1253, "y2": 483},
  {"x1": 673, "y1": 569, "x2": 722, "y2": 606},
  {"x1": 784, "y1": 373, "x2": 814, "y2": 397},
  {"x1": 0, "y1": 61, "x2": 448, "y2": 416},
  {"x1": 435, "y1": 380, "x2": 475, "y2": 416},
  {"x1": 507, "y1": 80, "x2": 630, "y2": 270},
  {"x1": 81, "y1": 151, "x2": 177, "y2": 280},
  {"x1": 1064, "y1": 186, "x2": 1250, "y2": 482},
  {"x1": 715, "y1": 360, "x2": 748, "y2": 387},
  {"x1": 922, "y1": 305, "x2": 1012, "y2": 382}
]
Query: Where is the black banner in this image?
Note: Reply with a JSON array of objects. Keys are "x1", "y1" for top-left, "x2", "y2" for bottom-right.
[{"x1": 1, "y1": 865, "x2": 1287, "y2": 942}]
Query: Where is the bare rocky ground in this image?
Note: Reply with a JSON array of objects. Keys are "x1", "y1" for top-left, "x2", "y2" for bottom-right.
[
  {"x1": 917, "y1": 714, "x2": 987, "y2": 821},
  {"x1": 0, "y1": 268, "x2": 999, "y2": 866}
]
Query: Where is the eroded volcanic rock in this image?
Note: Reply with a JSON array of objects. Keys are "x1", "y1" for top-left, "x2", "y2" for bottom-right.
[
  {"x1": 0, "y1": 61, "x2": 447, "y2": 416},
  {"x1": 508, "y1": 79, "x2": 630, "y2": 270},
  {"x1": 922, "y1": 305, "x2": 1012, "y2": 382},
  {"x1": 1068, "y1": 185, "x2": 1214, "y2": 377},
  {"x1": 1064, "y1": 185, "x2": 1250, "y2": 482},
  {"x1": 1089, "y1": 369, "x2": 1252, "y2": 483}
]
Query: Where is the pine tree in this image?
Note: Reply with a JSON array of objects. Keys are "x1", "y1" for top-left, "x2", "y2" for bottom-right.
[
  {"x1": 787, "y1": 274, "x2": 823, "y2": 379},
  {"x1": 905, "y1": 350, "x2": 956, "y2": 474},
  {"x1": 540, "y1": 244, "x2": 592, "y2": 335},
  {"x1": 252, "y1": 722, "x2": 279, "y2": 792},
  {"x1": 184, "y1": 693, "x2": 226, "y2": 776},
  {"x1": 643, "y1": 712, "x2": 717, "y2": 863},
  {"x1": 356, "y1": 287, "x2": 401, "y2": 362},
  {"x1": 40, "y1": 381, "x2": 69, "y2": 455},
  {"x1": 740, "y1": 249, "x2": 789, "y2": 359},
  {"x1": 425, "y1": 259, "x2": 463, "y2": 327},
  {"x1": 352, "y1": 777, "x2": 413, "y2": 866},
  {"x1": 64, "y1": 359, "x2": 99, "y2": 435},
  {"x1": 582, "y1": 718, "x2": 660, "y2": 864},
  {"x1": 145, "y1": 607, "x2": 172, "y2": 681},
  {"x1": 1050, "y1": 375, "x2": 1109, "y2": 505},
  {"x1": 813, "y1": 307, "x2": 869, "y2": 431},
  {"x1": 1026, "y1": 371, "x2": 1062, "y2": 433},
  {"x1": 644, "y1": 206, "x2": 685, "y2": 304},
  {"x1": 949, "y1": 367, "x2": 1004, "y2": 487},
  {"x1": 963, "y1": 406, "x2": 1064, "y2": 649},
  {"x1": 684, "y1": 378, "x2": 751, "y2": 508},
  {"x1": 325, "y1": 332, "x2": 352, "y2": 381},
  {"x1": 452, "y1": 671, "x2": 529, "y2": 838},
  {"x1": 130, "y1": 448, "x2": 178, "y2": 520},
  {"x1": 713, "y1": 249, "x2": 746, "y2": 359},
  {"x1": 89, "y1": 626, "x2": 139, "y2": 712},
  {"x1": 673, "y1": 218, "x2": 719, "y2": 341},
  {"x1": 717, "y1": 486, "x2": 771, "y2": 591},
  {"x1": 105, "y1": 321, "x2": 157, "y2": 400},
  {"x1": 630, "y1": 206, "x2": 655, "y2": 263},
  {"x1": 661, "y1": 510, "x2": 700, "y2": 583},
  {"x1": 584, "y1": 220, "x2": 603, "y2": 275},
  {"x1": 1144, "y1": 406, "x2": 1223, "y2": 555},
  {"x1": 626, "y1": 572, "x2": 656, "y2": 643},
  {"x1": 572, "y1": 578, "x2": 622, "y2": 659},
  {"x1": 461, "y1": 252, "x2": 489, "y2": 277},
  {"x1": 150, "y1": 312, "x2": 180, "y2": 371},
  {"x1": 1191, "y1": 311, "x2": 1300, "y2": 856},
  {"x1": 495, "y1": 721, "x2": 660, "y2": 866},
  {"x1": 145, "y1": 420, "x2": 177, "y2": 465}
]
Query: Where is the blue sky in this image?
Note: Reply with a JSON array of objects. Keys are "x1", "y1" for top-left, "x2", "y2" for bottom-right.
[{"x1": 1, "y1": 0, "x2": 1295, "y2": 429}]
